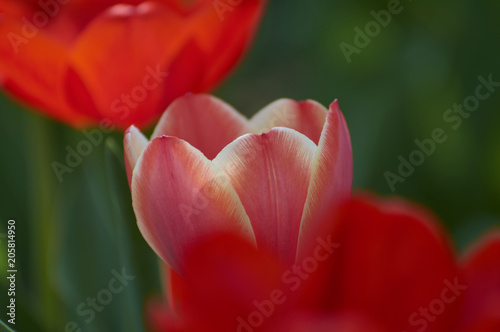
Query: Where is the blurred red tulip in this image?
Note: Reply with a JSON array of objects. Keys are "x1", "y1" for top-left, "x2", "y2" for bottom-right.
[
  {"x1": 147, "y1": 194, "x2": 500, "y2": 332},
  {"x1": 0, "y1": 0, "x2": 265, "y2": 129},
  {"x1": 124, "y1": 93, "x2": 353, "y2": 273}
]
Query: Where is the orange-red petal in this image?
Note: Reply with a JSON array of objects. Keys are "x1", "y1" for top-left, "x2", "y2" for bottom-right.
[
  {"x1": 185, "y1": 0, "x2": 266, "y2": 92},
  {"x1": 66, "y1": 2, "x2": 190, "y2": 129},
  {"x1": 0, "y1": 16, "x2": 90, "y2": 125}
]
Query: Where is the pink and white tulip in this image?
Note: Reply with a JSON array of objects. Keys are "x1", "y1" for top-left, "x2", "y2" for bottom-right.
[{"x1": 124, "y1": 93, "x2": 352, "y2": 275}]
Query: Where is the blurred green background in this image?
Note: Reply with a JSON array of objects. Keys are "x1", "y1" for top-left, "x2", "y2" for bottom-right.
[{"x1": 1, "y1": 0, "x2": 499, "y2": 331}]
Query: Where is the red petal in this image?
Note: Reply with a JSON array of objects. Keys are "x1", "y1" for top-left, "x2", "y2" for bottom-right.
[
  {"x1": 147, "y1": 233, "x2": 387, "y2": 332},
  {"x1": 303, "y1": 194, "x2": 462, "y2": 332},
  {"x1": 460, "y1": 232, "x2": 500, "y2": 331},
  {"x1": 177, "y1": 234, "x2": 288, "y2": 332},
  {"x1": 263, "y1": 312, "x2": 386, "y2": 332},
  {"x1": 146, "y1": 297, "x2": 183, "y2": 332}
]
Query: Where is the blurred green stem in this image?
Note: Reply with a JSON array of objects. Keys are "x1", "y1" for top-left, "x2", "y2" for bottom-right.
[{"x1": 27, "y1": 117, "x2": 60, "y2": 331}]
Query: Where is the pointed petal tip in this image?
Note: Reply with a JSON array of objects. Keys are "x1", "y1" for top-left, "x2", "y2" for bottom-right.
[
  {"x1": 329, "y1": 99, "x2": 340, "y2": 112},
  {"x1": 124, "y1": 124, "x2": 138, "y2": 135},
  {"x1": 296, "y1": 98, "x2": 352, "y2": 256}
]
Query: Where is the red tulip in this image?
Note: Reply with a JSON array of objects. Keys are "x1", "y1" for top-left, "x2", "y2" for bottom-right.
[
  {"x1": 0, "y1": 0, "x2": 265, "y2": 129},
  {"x1": 146, "y1": 194, "x2": 500, "y2": 332},
  {"x1": 124, "y1": 93, "x2": 353, "y2": 273}
]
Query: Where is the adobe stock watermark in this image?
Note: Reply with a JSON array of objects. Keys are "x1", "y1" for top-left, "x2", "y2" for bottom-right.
[
  {"x1": 212, "y1": 0, "x2": 245, "y2": 21},
  {"x1": 385, "y1": 74, "x2": 499, "y2": 192},
  {"x1": 64, "y1": 268, "x2": 135, "y2": 332},
  {"x1": 403, "y1": 277, "x2": 467, "y2": 332},
  {"x1": 7, "y1": 0, "x2": 71, "y2": 54},
  {"x1": 237, "y1": 236, "x2": 340, "y2": 332},
  {"x1": 340, "y1": 0, "x2": 404, "y2": 63},
  {"x1": 51, "y1": 65, "x2": 168, "y2": 183}
]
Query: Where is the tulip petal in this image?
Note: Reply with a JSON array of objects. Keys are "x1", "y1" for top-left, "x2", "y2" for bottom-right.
[
  {"x1": 131, "y1": 136, "x2": 255, "y2": 274},
  {"x1": 250, "y1": 99, "x2": 327, "y2": 144},
  {"x1": 123, "y1": 125, "x2": 148, "y2": 186},
  {"x1": 152, "y1": 94, "x2": 251, "y2": 159},
  {"x1": 148, "y1": 233, "x2": 386, "y2": 332},
  {"x1": 146, "y1": 298, "x2": 179, "y2": 332},
  {"x1": 177, "y1": 233, "x2": 287, "y2": 332},
  {"x1": 297, "y1": 100, "x2": 352, "y2": 257},
  {"x1": 460, "y1": 232, "x2": 500, "y2": 331},
  {"x1": 58, "y1": 1, "x2": 152, "y2": 31},
  {"x1": 213, "y1": 128, "x2": 316, "y2": 263},
  {"x1": 0, "y1": 16, "x2": 92, "y2": 126},
  {"x1": 158, "y1": 0, "x2": 214, "y2": 14},
  {"x1": 264, "y1": 312, "x2": 386, "y2": 332},
  {"x1": 0, "y1": 1, "x2": 31, "y2": 17},
  {"x1": 66, "y1": 2, "x2": 192, "y2": 129},
  {"x1": 185, "y1": 0, "x2": 266, "y2": 92},
  {"x1": 145, "y1": 263, "x2": 189, "y2": 331},
  {"x1": 305, "y1": 194, "x2": 462, "y2": 332}
]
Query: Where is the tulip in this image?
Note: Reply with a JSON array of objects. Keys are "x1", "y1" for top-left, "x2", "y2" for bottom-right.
[
  {"x1": 0, "y1": 0, "x2": 265, "y2": 129},
  {"x1": 147, "y1": 194, "x2": 500, "y2": 332},
  {"x1": 124, "y1": 93, "x2": 353, "y2": 273}
]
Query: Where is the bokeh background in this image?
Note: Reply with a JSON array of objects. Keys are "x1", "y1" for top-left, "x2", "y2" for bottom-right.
[{"x1": 1, "y1": 0, "x2": 499, "y2": 331}]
